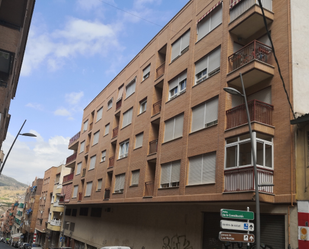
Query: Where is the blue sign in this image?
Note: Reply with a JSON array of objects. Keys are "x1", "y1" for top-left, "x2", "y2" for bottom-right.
[{"x1": 244, "y1": 223, "x2": 248, "y2": 230}]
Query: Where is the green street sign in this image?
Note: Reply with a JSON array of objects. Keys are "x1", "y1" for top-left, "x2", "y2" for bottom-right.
[{"x1": 220, "y1": 209, "x2": 254, "y2": 220}]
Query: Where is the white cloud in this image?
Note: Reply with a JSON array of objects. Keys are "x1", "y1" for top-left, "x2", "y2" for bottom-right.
[
  {"x1": 26, "y1": 103, "x2": 44, "y2": 111},
  {"x1": 65, "y1": 91, "x2": 84, "y2": 105},
  {"x1": 54, "y1": 107, "x2": 71, "y2": 117},
  {"x1": 1, "y1": 132, "x2": 71, "y2": 184}
]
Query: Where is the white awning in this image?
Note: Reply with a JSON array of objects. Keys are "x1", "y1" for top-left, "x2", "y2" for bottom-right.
[{"x1": 11, "y1": 233, "x2": 23, "y2": 238}]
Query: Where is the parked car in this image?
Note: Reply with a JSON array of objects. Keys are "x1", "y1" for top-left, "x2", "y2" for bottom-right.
[
  {"x1": 0, "y1": 237, "x2": 4, "y2": 242},
  {"x1": 20, "y1": 242, "x2": 30, "y2": 249},
  {"x1": 30, "y1": 243, "x2": 42, "y2": 249}
]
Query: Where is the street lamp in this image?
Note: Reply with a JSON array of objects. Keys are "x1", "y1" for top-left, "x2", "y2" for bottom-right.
[
  {"x1": 0, "y1": 119, "x2": 36, "y2": 175},
  {"x1": 223, "y1": 73, "x2": 260, "y2": 249}
]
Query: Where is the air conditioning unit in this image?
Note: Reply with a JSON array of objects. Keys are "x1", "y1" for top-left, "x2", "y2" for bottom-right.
[
  {"x1": 39, "y1": 197, "x2": 42, "y2": 200},
  {"x1": 43, "y1": 197, "x2": 46, "y2": 200}
]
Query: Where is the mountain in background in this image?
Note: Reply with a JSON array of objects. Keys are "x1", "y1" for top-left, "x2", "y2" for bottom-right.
[{"x1": 0, "y1": 174, "x2": 28, "y2": 188}]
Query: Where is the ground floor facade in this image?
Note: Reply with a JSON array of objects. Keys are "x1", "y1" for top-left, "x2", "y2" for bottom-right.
[{"x1": 63, "y1": 202, "x2": 298, "y2": 249}]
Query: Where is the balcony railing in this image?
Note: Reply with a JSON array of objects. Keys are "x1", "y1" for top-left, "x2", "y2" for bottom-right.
[
  {"x1": 53, "y1": 201, "x2": 64, "y2": 207},
  {"x1": 66, "y1": 153, "x2": 77, "y2": 165},
  {"x1": 85, "y1": 144, "x2": 89, "y2": 153},
  {"x1": 50, "y1": 219, "x2": 61, "y2": 227},
  {"x1": 156, "y1": 62, "x2": 165, "y2": 79},
  {"x1": 116, "y1": 100, "x2": 122, "y2": 110},
  {"x1": 78, "y1": 192, "x2": 82, "y2": 201},
  {"x1": 63, "y1": 173, "x2": 74, "y2": 183},
  {"x1": 228, "y1": 40, "x2": 272, "y2": 72},
  {"x1": 144, "y1": 181, "x2": 154, "y2": 197},
  {"x1": 226, "y1": 99, "x2": 273, "y2": 129},
  {"x1": 112, "y1": 126, "x2": 119, "y2": 138},
  {"x1": 224, "y1": 166, "x2": 273, "y2": 193},
  {"x1": 104, "y1": 189, "x2": 110, "y2": 200},
  {"x1": 149, "y1": 139, "x2": 158, "y2": 154},
  {"x1": 109, "y1": 156, "x2": 115, "y2": 168},
  {"x1": 82, "y1": 168, "x2": 86, "y2": 177},
  {"x1": 152, "y1": 99, "x2": 162, "y2": 116},
  {"x1": 230, "y1": 0, "x2": 273, "y2": 22},
  {"x1": 69, "y1": 132, "x2": 80, "y2": 146}
]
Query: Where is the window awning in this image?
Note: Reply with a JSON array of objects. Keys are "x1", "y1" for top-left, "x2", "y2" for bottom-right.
[
  {"x1": 197, "y1": 0, "x2": 222, "y2": 24},
  {"x1": 230, "y1": 0, "x2": 243, "y2": 9}
]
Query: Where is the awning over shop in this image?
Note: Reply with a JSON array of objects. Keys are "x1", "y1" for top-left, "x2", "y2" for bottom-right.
[{"x1": 11, "y1": 233, "x2": 23, "y2": 238}]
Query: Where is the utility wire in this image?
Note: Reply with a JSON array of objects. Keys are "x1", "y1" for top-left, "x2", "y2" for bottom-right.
[{"x1": 257, "y1": 0, "x2": 296, "y2": 120}]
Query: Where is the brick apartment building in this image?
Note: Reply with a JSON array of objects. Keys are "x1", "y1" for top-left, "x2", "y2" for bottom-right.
[
  {"x1": 60, "y1": 0, "x2": 309, "y2": 248},
  {"x1": 0, "y1": 0, "x2": 35, "y2": 155}
]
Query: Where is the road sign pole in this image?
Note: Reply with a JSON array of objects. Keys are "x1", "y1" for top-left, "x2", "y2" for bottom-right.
[{"x1": 247, "y1": 207, "x2": 250, "y2": 249}]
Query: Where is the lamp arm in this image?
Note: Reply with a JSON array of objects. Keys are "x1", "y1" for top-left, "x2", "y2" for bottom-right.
[{"x1": 0, "y1": 119, "x2": 27, "y2": 175}]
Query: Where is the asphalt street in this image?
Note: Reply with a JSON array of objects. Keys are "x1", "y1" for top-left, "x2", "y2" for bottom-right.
[{"x1": 0, "y1": 242, "x2": 15, "y2": 249}]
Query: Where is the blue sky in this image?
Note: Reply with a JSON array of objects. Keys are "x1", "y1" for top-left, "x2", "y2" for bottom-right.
[{"x1": 2, "y1": 0, "x2": 189, "y2": 184}]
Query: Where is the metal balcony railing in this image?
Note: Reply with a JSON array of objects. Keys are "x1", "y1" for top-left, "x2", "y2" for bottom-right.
[
  {"x1": 228, "y1": 40, "x2": 272, "y2": 72},
  {"x1": 109, "y1": 156, "x2": 115, "y2": 168},
  {"x1": 152, "y1": 99, "x2": 162, "y2": 116},
  {"x1": 78, "y1": 192, "x2": 82, "y2": 201},
  {"x1": 66, "y1": 153, "x2": 77, "y2": 165},
  {"x1": 63, "y1": 172, "x2": 74, "y2": 183},
  {"x1": 112, "y1": 126, "x2": 119, "y2": 138},
  {"x1": 69, "y1": 132, "x2": 80, "y2": 146},
  {"x1": 144, "y1": 181, "x2": 154, "y2": 197},
  {"x1": 149, "y1": 139, "x2": 158, "y2": 154},
  {"x1": 82, "y1": 168, "x2": 86, "y2": 177},
  {"x1": 50, "y1": 219, "x2": 61, "y2": 226},
  {"x1": 156, "y1": 62, "x2": 165, "y2": 79},
  {"x1": 226, "y1": 99, "x2": 273, "y2": 129},
  {"x1": 224, "y1": 166, "x2": 273, "y2": 193},
  {"x1": 116, "y1": 100, "x2": 122, "y2": 110}
]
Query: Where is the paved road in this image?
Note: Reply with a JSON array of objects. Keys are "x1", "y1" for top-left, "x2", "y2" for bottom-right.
[{"x1": 0, "y1": 242, "x2": 16, "y2": 249}]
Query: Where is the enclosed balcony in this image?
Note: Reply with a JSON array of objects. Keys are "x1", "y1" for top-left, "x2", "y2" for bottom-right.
[
  {"x1": 144, "y1": 181, "x2": 154, "y2": 197},
  {"x1": 112, "y1": 126, "x2": 119, "y2": 139},
  {"x1": 63, "y1": 173, "x2": 74, "y2": 184},
  {"x1": 68, "y1": 132, "x2": 80, "y2": 150},
  {"x1": 226, "y1": 99, "x2": 273, "y2": 129},
  {"x1": 65, "y1": 153, "x2": 77, "y2": 168},
  {"x1": 229, "y1": 0, "x2": 274, "y2": 39},
  {"x1": 152, "y1": 100, "x2": 162, "y2": 116},
  {"x1": 227, "y1": 40, "x2": 274, "y2": 88},
  {"x1": 109, "y1": 156, "x2": 115, "y2": 168},
  {"x1": 104, "y1": 188, "x2": 110, "y2": 200},
  {"x1": 149, "y1": 139, "x2": 158, "y2": 154},
  {"x1": 156, "y1": 63, "x2": 165, "y2": 79}
]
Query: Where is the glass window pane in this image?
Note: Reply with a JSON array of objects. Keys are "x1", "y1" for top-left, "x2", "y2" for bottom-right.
[
  {"x1": 226, "y1": 137, "x2": 237, "y2": 144},
  {"x1": 265, "y1": 144, "x2": 272, "y2": 167},
  {"x1": 239, "y1": 142, "x2": 251, "y2": 166},
  {"x1": 226, "y1": 146, "x2": 237, "y2": 168},
  {"x1": 256, "y1": 142, "x2": 263, "y2": 166}
]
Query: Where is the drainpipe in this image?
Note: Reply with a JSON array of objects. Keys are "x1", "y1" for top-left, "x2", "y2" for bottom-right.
[{"x1": 61, "y1": 206, "x2": 66, "y2": 247}]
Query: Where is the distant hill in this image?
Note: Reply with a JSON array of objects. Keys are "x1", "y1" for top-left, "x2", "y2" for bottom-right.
[{"x1": 0, "y1": 174, "x2": 27, "y2": 188}]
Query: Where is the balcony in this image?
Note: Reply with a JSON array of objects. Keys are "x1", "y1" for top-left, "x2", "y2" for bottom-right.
[
  {"x1": 144, "y1": 181, "x2": 154, "y2": 197},
  {"x1": 49, "y1": 219, "x2": 61, "y2": 227},
  {"x1": 112, "y1": 126, "x2": 119, "y2": 139},
  {"x1": 104, "y1": 189, "x2": 110, "y2": 200},
  {"x1": 226, "y1": 100, "x2": 273, "y2": 129},
  {"x1": 69, "y1": 132, "x2": 80, "y2": 149},
  {"x1": 116, "y1": 100, "x2": 122, "y2": 110},
  {"x1": 78, "y1": 192, "x2": 82, "y2": 201},
  {"x1": 229, "y1": 0, "x2": 274, "y2": 39},
  {"x1": 66, "y1": 153, "x2": 77, "y2": 165},
  {"x1": 227, "y1": 40, "x2": 274, "y2": 88},
  {"x1": 149, "y1": 139, "x2": 158, "y2": 154},
  {"x1": 85, "y1": 144, "x2": 89, "y2": 153},
  {"x1": 156, "y1": 62, "x2": 165, "y2": 79},
  {"x1": 109, "y1": 156, "x2": 115, "y2": 168},
  {"x1": 89, "y1": 122, "x2": 93, "y2": 131},
  {"x1": 63, "y1": 173, "x2": 74, "y2": 184},
  {"x1": 53, "y1": 201, "x2": 64, "y2": 208},
  {"x1": 81, "y1": 168, "x2": 86, "y2": 178},
  {"x1": 152, "y1": 100, "x2": 162, "y2": 116},
  {"x1": 224, "y1": 166, "x2": 273, "y2": 193}
]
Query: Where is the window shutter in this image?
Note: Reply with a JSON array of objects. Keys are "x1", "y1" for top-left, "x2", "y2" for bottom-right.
[
  {"x1": 210, "y1": 5, "x2": 222, "y2": 30},
  {"x1": 161, "y1": 164, "x2": 171, "y2": 185},
  {"x1": 192, "y1": 104, "x2": 205, "y2": 132},
  {"x1": 164, "y1": 118, "x2": 174, "y2": 142},
  {"x1": 115, "y1": 175, "x2": 120, "y2": 192},
  {"x1": 171, "y1": 39, "x2": 181, "y2": 61},
  {"x1": 181, "y1": 30, "x2": 190, "y2": 52},
  {"x1": 174, "y1": 114, "x2": 184, "y2": 138},
  {"x1": 73, "y1": 186, "x2": 78, "y2": 197},
  {"x1": 205, "y1": 97, "x2": 218, "y2": 125},
  {"x1": 80, "y1": 141, "x2": 85, "y2": 153},
  {"x1": 96, "y1": 107, "x2": 103, "y2": 122},
  {"x1": 126, "y1": 79, "x2": 136, "y2": 97},
  {"x1": 202, "y1": 152, "x2": 216, "y2": 184},
  {"x1": 178, "y1": 71, "x2": 187, "y2": 83},
  {"x1": 169, "y1": 77, "x2": 179, "y2": 91},
  {"x1": 122, "y1": 111, "x2": 128, "y2": 127},
  {"x1": 117, "y1": 86, "x2": 124, "y2": 101},
  {"x1": 97, "y1": 179, "x2": 102, "y2": 190},
  {"x1": 135, "y1": 133, "x2": 143, "y2": 148},
  {"x1": 208, "y1": 47, "x2": 221, "y2": 73},
  {"x1": 93, "y1": 131, "x2": 100, "y2": 145},
  {"x1": 119, "y1": 174, "x2": 125, "y2": 190},
  {"x1": 171, "y1": 161, "x2": 181, "y2": 183},
  {"x1": 108, "y1": 99, "x2": 113, "y2": 109},
  {"x1": 131, "y1": 171, "x2": 140, "y2": 185},
  {"x1": 127, "y1": 108, "x2": 133, "y2": 125},
  {"x1": 76, "y1": 163, "x2": 82, "y2": 175},
  {"x1": 86, "y1": 182, "x2": 92, "y2": 196},
  {"x1": 89, "y1": 156, "x2": 96, "y2": 170},
  {"x1": 143, "y1": 65, "x2": 150, "y2": 77},
  {"x1": 197, "y1": 17, "x2": 210, "y2": 41},
  {"x1": 189, "y1": 155, "x2": 203, "y2": 185},
  {"x1": 248, "y1": 87, "x2": 271, "y2": 104},
  {"x1": 195, "y1": 56, "x2": 208, "y2": 75},
  {"x1": 83, "y1": 121, "x2": 88, "y2": 131},
  {"x1": 105, "y1": 124, "x2": 110, "y2": 135}
]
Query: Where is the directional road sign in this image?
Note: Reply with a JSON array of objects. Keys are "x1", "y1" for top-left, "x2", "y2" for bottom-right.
[
  {"x1": 220, "y1": 220, "x2": 254, "y2": 232},
  {"x1": 219, "y1": 232, "x2": 255, "y2": 243},
  {"x1": 220, "y1": 209, "x2": 254, "y2": 220}
]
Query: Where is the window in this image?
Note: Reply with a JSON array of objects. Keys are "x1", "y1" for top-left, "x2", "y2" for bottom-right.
[
  {"x1": 131, "y1": 170, "x2": 140, "y2": 186},
  {"x1": 93, "y1": 131, "x2": 100, "y2": 145},
  {"x1": 142, "y1": 64, "x2": 151, "y2": 80},
  {"x1": 80, "y1": 141, "x2": 85, "y2": 153},
  {"x1": 139, "y1": 98, "x2": 147, "y2": 114},
  {"x1": 122, "y1": 108, "x2": 133, "y2": 128},
  {"x1": 100, "y1": 150, "x2": 106, "y2": 162},
  {"x1": 135, "y1": 133, "x2": 143, "y2": 149},
  {"x1": 119, "y1": 140, "x2": 129, "y2": 159},
  {"x1": 108, "y1": 98, "x2": 113, "y2": 109},
  {"x1": 225, "y1": 133, "x2": 273, "y2": 169},
  {"x1": 164, "y1": 114, "x2": 184, "y2": 142},
  {"x1": 72, "y1": 209, "x2": 77, "y2": 217},
  {"x1": 96, "y1": 107, "x2": 103, "y2": 122},
  {"x1": 97, "y1": 179, "x2": 102, "y2": 191},
  {"x1": 104, "y1": 123, "x2": 110, "y2": 135},
  {"x1": 89, "y1": 155, "x2": 96, "y2": 170},
  {"x1": 160, "y1": 161, "x2": 181, "y2": 188},
  {"x1": 188, "y1": 152, "x2": 216, "y2": 185},
  {"x1": 79, "y1": 207, "x2": 88, "y2": 216},
  {"x1": 83, "y1": 120, "x2": 88, "y2": 132},
  {"x1": 72, "y1": 185, "x2": 78, "y2": 198},
  {"x1": 70, "y1": 222, "x2": 75, "y2": 232},
  {"x1": 117, "y1": 85, "x2": 124, "y2": 102},
  {"x1": 91, "y1": 208, "x2": 102, "y2": 217},
  {"x1": 114, "y1": 174, "x2": 125, "y2": 193},
  {"x1": 65, "y1": 209, "x2": 71, "y2": 216},
  {"x1": 191, "y1": 97, "x2": 218, "y2": 132},
  {"x1": 195, "y1": 47, "x2": 221, "y2": 84},
  {"x1": 64, "y1": 221, "x2": 69, "y2": 230},
  {"x1": 85, "y1": 182, "x2": 92, "y2": 196},
  {"x1": 168, "y1": 71, "x2": 187, "y2": 100},
  {"x1": 197, "y1": 4, "x2": 222, "y2": 41},
  {"x1": 171, "y1": 30, "x2": 190, "y2": 62},
  {"x1": 126, "y1": 78, "x2": 136, "y2": 98},
  {"x1": 0, "y1": 49, "x2": 13, "y2": 74},
  {"x1": 76, "y1": 162, "x2": 82, "y2": 175}
]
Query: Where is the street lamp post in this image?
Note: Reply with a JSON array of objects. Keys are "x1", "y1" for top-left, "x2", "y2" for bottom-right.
[
  {"x1": 0, "y1": 119, "x2": 36, "y2": 175},
  {"x1": 224, "y1": 73, "x2": 260, "y2": 249}
]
